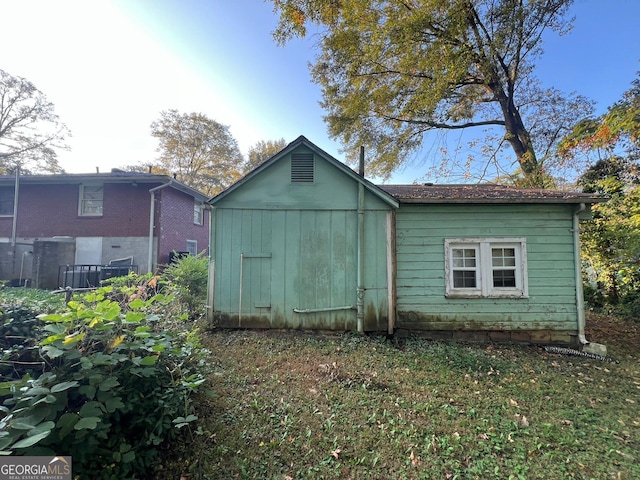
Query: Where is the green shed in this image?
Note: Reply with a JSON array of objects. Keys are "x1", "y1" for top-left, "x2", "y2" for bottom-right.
[
  {"x1": 207, "y1": 136, "x2": 398, "y2": 332},
  {"x1": 207, "y1": 136, "x2": 604, "y2": 345}
]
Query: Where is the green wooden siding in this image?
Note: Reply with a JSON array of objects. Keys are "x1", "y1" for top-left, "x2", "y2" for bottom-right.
[
  {"x1": 210, "y1": 145, "x2": 393, "y2": 331},
  {"x1": 395, "y1": 204, "x2": 579, "y2": 333},
  {"x1": 212, "y1": 207, "x2": 390, "y2": 330}
]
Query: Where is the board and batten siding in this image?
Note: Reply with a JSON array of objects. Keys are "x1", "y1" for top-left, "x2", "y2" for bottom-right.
[
  {"x1": 209, "y1": 144, "x2": 394, "y2": 331},
  {"x1": 211, "y1": 207, "x2": 390, "y2": 330},
  {"x1": 395, "y1": 204, "x2": 579, "y2": 337}
]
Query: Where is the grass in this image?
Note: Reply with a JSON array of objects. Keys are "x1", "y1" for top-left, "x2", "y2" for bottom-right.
[{"x1": 162, "y1": 314, "x2": 640, "y2": 480}]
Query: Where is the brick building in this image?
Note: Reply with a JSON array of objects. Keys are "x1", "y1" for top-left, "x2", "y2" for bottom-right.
[{"x1": 0, "y1": 170, "x2": 209, "y2": 288}]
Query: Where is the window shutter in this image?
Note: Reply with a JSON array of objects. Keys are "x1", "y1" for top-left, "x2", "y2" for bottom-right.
[{"x1": 291, "y1": 154, "x2": 314, "y2": 183}]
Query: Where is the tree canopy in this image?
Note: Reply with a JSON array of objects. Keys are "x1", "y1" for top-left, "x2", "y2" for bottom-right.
[
  {"x1": 245, "y1": 138, "x2": 288, "y2": 171},
  {"x1": 150, "y1": 110, "x2": 245, "y2": 196},
  {"x1": 271, "y1": 0, "x2": 592, "y2": 186},
  {"x1": 563, "y1": 74, "x2": 640, "y2": 316},
  {"x1": 0, "y1": 69, "x2": 69, "y2": 174},
  {"x1": 560, "y1": 72, "x2": 640, "y2": 158}
]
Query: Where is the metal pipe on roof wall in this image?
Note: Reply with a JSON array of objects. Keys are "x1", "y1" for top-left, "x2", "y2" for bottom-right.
[
  {"x1": 573, "y1": 203, "x2": 589, "y2": 346},
  {"x1": 11, "y1": 167, "x2": 19, "y2": 246},
  {"x1": 356, "y1": 146, "x2": 365, "y2": 333}
]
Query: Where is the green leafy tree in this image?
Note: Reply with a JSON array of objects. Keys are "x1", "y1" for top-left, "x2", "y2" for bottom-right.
[
  {"x1": 164, "y1": 252, "x2": 208, "y2": 319},
  {"x1": 562, "y1": 75, "x2": 640, "y2": 314},
  {"x1": 271, "y1": 0, "x2": 592, "y2": 186},
  {"x1": 578, "y1": 158, "x2": 640, "y2": 313},
  {"x1": 0, "y1": 69, "x2": 69, "y2": 173},
  {"x1": 150, "y1": 109, "x2": 245, "y2": 196},
  {"x1": 560, "y1": 72, "x2": 640, "y2": 158},
  {"x1": 245, "y1": 138, "x2": 288, "y2": 171}
]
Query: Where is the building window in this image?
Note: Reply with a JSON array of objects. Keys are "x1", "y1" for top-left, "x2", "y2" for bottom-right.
[
  {"x1": 291, "y1": 153, "x2": 314, "y2": 183},
  {"x1": 444, "y1": 238, "x2": 528, "y2": 298},
  {"x1": 186, "y1": 240, "x2": 198, "y2": 256},
  {"x1": 79, "y1": 184, "x2": 103, "y2": 216},
  {"x1": 0, "y1": 187, "x2": 15, "y2": 216},
  {"x1": 194, "y1": 202, "x2": 204, "y2": 225}
]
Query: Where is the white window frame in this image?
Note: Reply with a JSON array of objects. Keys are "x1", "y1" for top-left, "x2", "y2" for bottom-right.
[
  {"x1": 194, "y1": 202, "x2": 204, "y2": 225},
  {"x1": 78, "y1": 184, "x2": 103, "y2": 216},
  {"x1": 186, "y1": 240, "x2": 198, "y2": 256},
  {"x1": 444, "y1": 238, "x2": 528, "y2": 299}
]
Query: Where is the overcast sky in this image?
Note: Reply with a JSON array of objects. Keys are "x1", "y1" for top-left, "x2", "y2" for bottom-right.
[{"x1": 2, "y1": 0, "x2": 639, "y2": 183}]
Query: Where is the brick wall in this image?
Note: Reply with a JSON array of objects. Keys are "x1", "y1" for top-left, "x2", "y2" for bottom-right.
[
  {"x1": 0, "y1": 183, "x2": 155, "y2": 238},
  {"x1": 155, "y1": 188, "x2": 209, "y2": 265},
  {"x1": 0, "y1": 180, "x2": 210, "y2": 270}
]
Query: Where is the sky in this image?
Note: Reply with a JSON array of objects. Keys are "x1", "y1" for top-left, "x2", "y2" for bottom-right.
[{"x1": 2, "y1": 0, "x2": 639, "y2": 184}]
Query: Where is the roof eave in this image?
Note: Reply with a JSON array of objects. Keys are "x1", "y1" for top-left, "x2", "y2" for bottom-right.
[{"x1": 395, "y1": 197, "x2": 607, "y2": 204}]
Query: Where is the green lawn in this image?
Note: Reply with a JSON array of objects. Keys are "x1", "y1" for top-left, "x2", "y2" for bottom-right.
[{"x1": 166, "y1": 314, "x2": 639, "y2": 480}]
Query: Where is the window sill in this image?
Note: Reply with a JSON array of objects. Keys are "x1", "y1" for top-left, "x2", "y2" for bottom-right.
[{"x1": 446, "y1": 291, "x2": 528, "y2": 299}]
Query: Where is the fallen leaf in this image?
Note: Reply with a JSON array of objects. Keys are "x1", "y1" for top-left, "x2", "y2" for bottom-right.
[
  {"x1": 331, "y1": 449, "x2": 341, "y2": 459},
  {"x1": 510, "y1": 398, "x2": 519, "y2": 406}
]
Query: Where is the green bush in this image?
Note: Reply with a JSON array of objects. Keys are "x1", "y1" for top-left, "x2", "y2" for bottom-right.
[
  {"x1": 0, "y1": 290, "x2": 65, "y2": 385},
  {"x1": 0, "y1": 284, "x2": 208, "y2": 479},
  {"x1": 163, "y1": 253, "x2": 208, "y2": 319}
]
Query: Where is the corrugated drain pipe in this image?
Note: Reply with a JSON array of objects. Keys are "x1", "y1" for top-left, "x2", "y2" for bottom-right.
[{"x1": 573, "y1": 203, "x2": 589, "y2": 346}]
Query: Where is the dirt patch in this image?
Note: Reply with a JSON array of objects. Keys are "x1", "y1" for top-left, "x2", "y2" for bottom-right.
[{"x1": 585, "y1": 312, "x2": 640, "y2": 351}]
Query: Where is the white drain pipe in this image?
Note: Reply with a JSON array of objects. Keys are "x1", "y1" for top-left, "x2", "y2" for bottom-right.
[
  {"x1": 573, "y1": 203, "x2": 589, "y2": 346},
  {"x1": 148, "y1": 180, "x2": 173, "y2": 273}
]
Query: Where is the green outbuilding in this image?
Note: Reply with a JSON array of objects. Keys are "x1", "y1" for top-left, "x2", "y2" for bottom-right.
[{"x1": 207, "y1": 136, "x2": 604, "y2": 345}]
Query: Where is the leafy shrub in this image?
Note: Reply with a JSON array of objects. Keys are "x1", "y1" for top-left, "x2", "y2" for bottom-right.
[
  {"x1": 163, "y1": 253, "x2": 208, "y2": 319},
  {"x1": 0, "y1": 290, "x2": 65, "y2": 386},
  {"x1": 0, "y1": 287, "x2": 66, "y2": 315},
  {"x1": 0, "y1": 283, "x2": 208, "y2": 479}
]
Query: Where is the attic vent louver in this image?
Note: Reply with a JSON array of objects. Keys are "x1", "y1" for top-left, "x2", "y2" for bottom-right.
[{"x1": 291, "y1": 153, "x2": 314, "y2": 183}]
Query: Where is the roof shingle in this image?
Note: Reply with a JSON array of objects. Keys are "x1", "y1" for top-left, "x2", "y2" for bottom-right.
[{"x1": 378, "y1": 184, "x2": 606, "y2": 204}]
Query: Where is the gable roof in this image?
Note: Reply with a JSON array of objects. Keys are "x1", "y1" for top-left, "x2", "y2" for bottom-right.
[
  {"x1": 209, "y1": 135, "x2": 400, "y2": 208},
  {"x1": 379, "y1": 183, "x2": 606, "y2": 204},
  {"x1": 208, "y1": 135, "x2": 606, "y2": 207},
  {"x1": 0, "y1": 170, "x2": 209, "y2": 202}
]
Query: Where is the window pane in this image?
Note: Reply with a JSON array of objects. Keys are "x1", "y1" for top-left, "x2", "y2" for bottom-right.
[
  {"x1": 194, "y1": 203, "x2": 203, "y2": 224},
  {"x1": 493, "y1": 269, "x2": 516, "y2": 287},
  {"x1": 492, "y1": 247, "x2": 517, "y2": 288},
  {"x1": 186, "y1": 240, "x2": 198, "y2": 255},
  {"x1": 84, "y1": 188, "x2": 102, "y2": 200},
  {"x1": 452, "y1": 248, "x2": 476, "y2": 268},
  {"x1": 83, "y1": 201, "x2": 103, "y2": 214},
  {"x1": 81, "y1": 185, "x2": 103, "y2": 215},
  {"x1": 453, "y1": 270, "x2": 477, "y2": 288},
  {"x1": 492, "y1": 248, "x2": 515, "y2": 266},
  {"x1": 0, "y1": 187, "x2": 14, "y2": 215}
]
